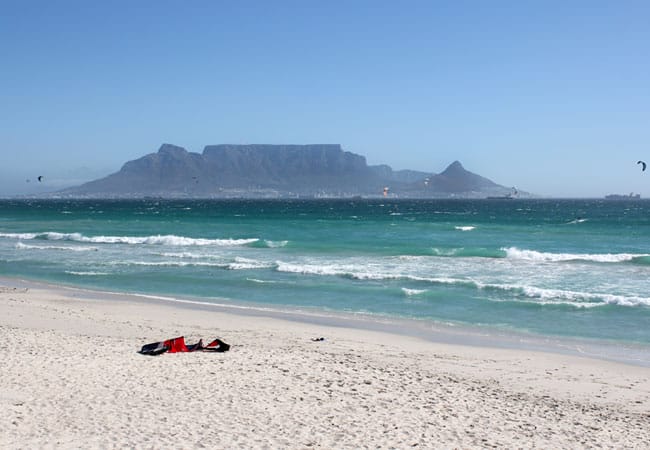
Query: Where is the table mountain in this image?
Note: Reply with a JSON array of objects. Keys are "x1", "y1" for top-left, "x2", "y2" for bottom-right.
[{"x1": 59, "y1": 144, "x2": 516, "y2": 198}]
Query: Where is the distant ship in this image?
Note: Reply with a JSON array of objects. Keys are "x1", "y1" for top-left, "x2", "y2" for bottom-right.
[{"x1": 604, "y1": 193, "x2": 641, "y2": 200}]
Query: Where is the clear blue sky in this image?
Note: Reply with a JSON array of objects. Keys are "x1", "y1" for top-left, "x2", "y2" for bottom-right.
[{"x1": 2, "y1": 1, "x2": 649, "y2": 197}]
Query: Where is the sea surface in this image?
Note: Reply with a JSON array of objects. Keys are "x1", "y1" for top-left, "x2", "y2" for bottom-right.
[{"x1": 1, "y1": 198, "x2": 649, "y2": 364}]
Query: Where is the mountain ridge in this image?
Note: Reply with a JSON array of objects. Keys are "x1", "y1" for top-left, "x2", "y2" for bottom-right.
[{"x1": 59, "y1": 144, "x2": 520, "y2": 198}]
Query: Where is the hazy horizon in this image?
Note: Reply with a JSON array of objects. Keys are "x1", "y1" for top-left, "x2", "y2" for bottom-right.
[{"x1": 2, "y1": 1, "x2": 648, "y2": 198}]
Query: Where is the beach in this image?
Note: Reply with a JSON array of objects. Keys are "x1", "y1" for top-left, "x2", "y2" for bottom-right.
[{"x1": 1, "y1": 280, "x2": 649, "y2": 449}]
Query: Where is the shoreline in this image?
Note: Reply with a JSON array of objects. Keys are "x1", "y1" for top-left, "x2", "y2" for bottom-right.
[
  {"x1": 1, "y1": 276, "x2": 650, "y2": 448},
  {"x1": 3, "y1": 275, "x2": 650, "y2": 368}
]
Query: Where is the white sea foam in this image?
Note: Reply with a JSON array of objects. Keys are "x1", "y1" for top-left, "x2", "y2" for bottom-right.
[
  {"x1": 112, "y1": 257, "x2": 273, "y2": 271},
  {"x1": 398, "y1": 255, "x2": 424, "y2": 261},
  {"x1": 454, "y1": 226, "x2": 475, "y2": 231},
  {"x1": 227, "y1": 258, "x2": 274, "y2": 270},
  {"x1": 156, "y1": 252, "x2": 211, "y2": 259},
  {"x1": 402, "y1": 288, "x2": 427, "y2": 296},
  {"x1": 503, "y1": 247, "x2": 647, "y2": 263},
  {"x1": 246, "y1": 278, "x2": 280, "y2": 284},
  {"x1": 275, "y1": 261, "x2": 395, "y2": 280},
  {"x1": 65, "y1": 271, "x2": 109, "y2": 276},
  {"x1": 0, "y1": 232, "x2": 39, "y2": 239},
  {"x1": 410, "y1": 275, "x2": 470, "y2": 286},
  {"x1": 264, "y1": 240, "x2": 288, "y2": 248},
  {"x1": 16, "y1": 242, "x2": 98, "y2": 252},
  {"x1": 431, "y1": 248, "x2": 461, "y2": 256},
  {"x1": 275, "y1": 260, "x2": 467, "y2": 285},
  {"x1": 274, "y1": 258, "x2": 650, "y2": 308},
  {"x1": 477, "y1": 281, "x2": 650, "y2": 308},
  {"x1": 84, "y1": 234, "x2": 258, "y2": 247},
  {"x1": 2, "y1": 231, "x2": 258, "y2": 247},
  {"x1": 114, "y1": 260, "x2": 228, "y2": 268}
]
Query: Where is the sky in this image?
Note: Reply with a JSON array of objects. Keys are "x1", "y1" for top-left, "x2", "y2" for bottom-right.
[{"x1": 1, "y1": 0, "x2": 649, "y2": 197}]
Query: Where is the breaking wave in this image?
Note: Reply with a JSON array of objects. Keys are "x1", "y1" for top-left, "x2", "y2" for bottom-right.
[
  {"x1": 476, "y1": 282, "x2": 650, "y2": 308},
  {"x1": 227, "y1": 257, "x2": 275, "y2": 270},
  {"x1": 251, "y1": 239, "x2": 289, "y2": 248},
  {"x1": 113, "y1": 260, "x2": 229, "y2": 268},
  {"x1": 427, "y1": 246, "x2": 650, "y2": 263},
  {"x1": 113, "y1": 257, "x2": 274, "y2": 271},
  {"x1": 273, "y1": 260, "x2": 650, "y2": 308},
  {"x1": 503, "y1": 247, "x2": 650, "y2": 263},
  {"x1": 0, "y1": 232, "x2": 258, "y2": 247},
  {"x1": 16, "y1": 242, "x2": 98, "y2": 252},
  {"x1": 155, "y1": 252, "x2": 212, "y2": 259},
  {"x1": 431, "y1": 247, "x2": 504, "y2": 258}
]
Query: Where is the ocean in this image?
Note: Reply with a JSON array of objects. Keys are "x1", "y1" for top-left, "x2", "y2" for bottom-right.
[{"x1": 1, "y1": 198, "x2": 649, "y2": 364}]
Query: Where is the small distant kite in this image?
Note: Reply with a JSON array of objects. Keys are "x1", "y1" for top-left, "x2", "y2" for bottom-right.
[
  {"x1": 638, "y1": 161, "x2": 646, "y2": 172},
  {"x1": 37, "y1": 175, "x2": 44, "y2": 182}
]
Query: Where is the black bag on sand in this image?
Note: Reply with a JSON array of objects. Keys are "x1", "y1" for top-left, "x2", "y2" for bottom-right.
[
  {"x1": 138, "y1": 341, "x2": 169, "y2": 356},
  {"x1": 203, "y1": 338, "x2": 230, "y2": 352}
]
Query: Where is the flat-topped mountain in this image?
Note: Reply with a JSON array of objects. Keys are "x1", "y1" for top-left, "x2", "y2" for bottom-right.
[{"x1": 60, "y1": 144, "x2": 517, "y2": 198}]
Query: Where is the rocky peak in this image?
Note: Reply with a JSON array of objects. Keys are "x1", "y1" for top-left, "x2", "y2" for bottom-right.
[
  {"x1": 157, "y1": 143, "x2": 189, "y2": 159},
  {"x1": 440, "y1": 161, "x2": 465, "y2": 175}
]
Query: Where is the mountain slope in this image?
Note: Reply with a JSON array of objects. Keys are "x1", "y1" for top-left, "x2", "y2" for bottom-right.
[
  {"x1": 428, "y1": 161, "x2": 500, "y2": 193},
  {"x1": 60, "y1": 144, "x2": 516, "y2": 198}
]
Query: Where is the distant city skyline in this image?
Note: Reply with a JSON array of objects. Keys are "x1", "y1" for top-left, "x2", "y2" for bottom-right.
[{"x1": 1, "y1": 1, "x2": 649, "y2": 197}]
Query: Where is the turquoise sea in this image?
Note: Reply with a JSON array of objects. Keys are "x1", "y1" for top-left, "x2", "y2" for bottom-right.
[{"x1": 1, "y1": 199, "x2": 649, "y2": 364}]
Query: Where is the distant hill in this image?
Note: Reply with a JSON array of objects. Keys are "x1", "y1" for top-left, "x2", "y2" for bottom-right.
[
  {"x1": 59, "y1": 144, "x2": 518, "y2": 198},
  {"x1": 428, "y1": 160, "x2": 501, "y2": 193}
]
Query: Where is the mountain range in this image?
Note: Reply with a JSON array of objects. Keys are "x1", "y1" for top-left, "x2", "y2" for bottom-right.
[{"x1": 59, "y1": 144, "x2": 519, "y2": 198}]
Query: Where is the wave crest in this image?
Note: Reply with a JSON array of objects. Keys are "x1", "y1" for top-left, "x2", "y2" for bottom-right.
[
  {"x1": 1, "y1": 232, "x2": 258, "y2": 247},
  {"x1": 503, "y1": 247, "x2": 649, "y2": 263},
  {"x1": 16, "y1": 242, "x2": 98, "y2": 252}
]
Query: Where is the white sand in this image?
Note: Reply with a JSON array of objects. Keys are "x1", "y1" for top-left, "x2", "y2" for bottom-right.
[{"x1": 1, "y1": 281, "x2": 649, "y2": 449}]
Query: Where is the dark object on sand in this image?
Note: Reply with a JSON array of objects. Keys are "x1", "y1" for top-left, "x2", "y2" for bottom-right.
[
  {"x1": 311, "y1": 337, "x2": 325, "y2": 342},
  {"x1": 139, "y1": 336, "x2": 230, "y2": 355}
]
